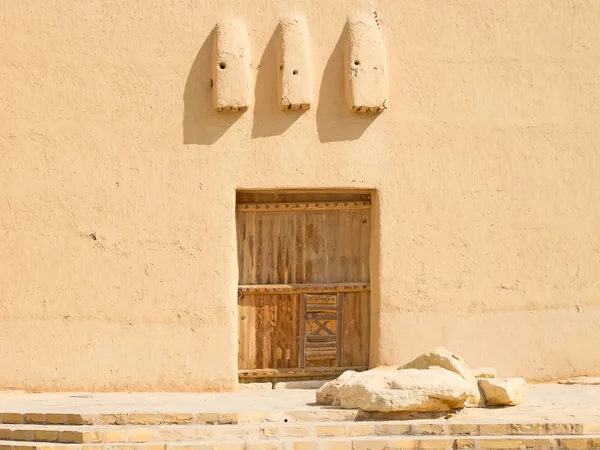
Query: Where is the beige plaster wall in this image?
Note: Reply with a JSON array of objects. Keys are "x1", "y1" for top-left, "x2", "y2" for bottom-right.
[{"x1": 1, "y1": 0, "x2": 599, "y2": 391}]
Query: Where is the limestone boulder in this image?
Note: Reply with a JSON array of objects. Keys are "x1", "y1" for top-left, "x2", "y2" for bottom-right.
[
  {"x1": 338, "y1": 368, "x2": 473, "y2": 412},
  {"x1": 369, "y1": 365, "x2": 402, "y2": 371},
  {"x1": 479, "y1": 378, "x2": 527, "y2": 406},
  {"x1": 558, "y1": 377, "x2": 600, "y2": 386},
  {"x1": 401, "y1": 347, "x2": 482, "y2": 407},
  {"x1": 273, "y1": 380, "x2": 327, "y2": 390},
  {"x1": 316, "y1": 370, "x2": 358, "y2": 405},
  {"x1": 471, "y1": 367, "x2": 497, "y2": 379}
]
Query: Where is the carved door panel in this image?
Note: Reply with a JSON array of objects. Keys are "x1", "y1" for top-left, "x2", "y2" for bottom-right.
[{"x1": 301, "y1": 294, "x2": 341, "y2": 367}]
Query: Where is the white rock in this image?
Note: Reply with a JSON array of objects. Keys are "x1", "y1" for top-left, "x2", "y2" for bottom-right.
[
  {"x1": 338, "y1": 368, "x2": 473, "y2": 412},
  {"x1": 401, "y1": 347, "x2": 482, "y2": 407},
  {"x1": 471, "y1": 367, "x2": 497, "y2": 379},
  {"x1": 369, "y1": 365, "x2": 402, "y2": 371},
  {"x1": 273, "y1": 380, "x2": 327, "y2": 390},
  {"x1": 479, "y1": 378, "x2": 527, "y2": 406},
  {"x1": 237, "y1": 382, "x2": 273, "y2": 391},
  {"x1": 316, "y1": 370, "x2": 358, "y2": 405},
  {"x1": 558, "y1": 377, "x2": 600, "y2": 386}
]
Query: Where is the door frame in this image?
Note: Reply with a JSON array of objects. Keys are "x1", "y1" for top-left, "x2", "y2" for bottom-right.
[{"x1": 235, "y1": 189, "x2": 378, "y2": 383}]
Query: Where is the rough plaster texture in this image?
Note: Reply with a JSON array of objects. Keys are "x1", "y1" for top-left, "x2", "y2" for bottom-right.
[
  {"x1": 277, "y1": 14, "x2": 312, "y2": 110},
  {"x1": 0, "y1": 0, "x2": 600, "y2": 392},
  {"x1": 345, "y1": 14, "x2": 388, "y2": 113}
]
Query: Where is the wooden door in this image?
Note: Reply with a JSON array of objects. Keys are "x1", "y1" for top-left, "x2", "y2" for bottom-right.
[{"x1": 236, "y1": 191, "x2": 371, "y2": 381}]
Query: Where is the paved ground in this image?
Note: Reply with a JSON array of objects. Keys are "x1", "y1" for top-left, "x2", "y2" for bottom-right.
[{"x1": 0, "y1": 384, "x2": 599, "y2": 423}]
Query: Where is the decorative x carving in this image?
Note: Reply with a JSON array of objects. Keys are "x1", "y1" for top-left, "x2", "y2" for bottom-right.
[{"x1": 310, "y1": 320, "x2": 335, "y2": 336}]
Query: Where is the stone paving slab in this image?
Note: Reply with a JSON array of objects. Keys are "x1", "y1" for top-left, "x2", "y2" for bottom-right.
[
  {"x1": 0, "y1": 384, "x2": 599, "y2": 425},
  {"x1": 2, "y1": 434, "x2": 600, "y2": 450},
  {"x1": 1, "y1": 421, "x2": 599, "y2": 443}
]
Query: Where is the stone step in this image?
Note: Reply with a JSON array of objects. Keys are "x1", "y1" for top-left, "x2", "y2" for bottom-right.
[
  {"x1": 1, "y1": 434, "x2": 600, "y2": 450},
  {"x1": 0, "y1": 422, "x2": 599, "y2": 444},
  {"x1": 0, "y1": 411, "x2": 359, "y2": 426}
]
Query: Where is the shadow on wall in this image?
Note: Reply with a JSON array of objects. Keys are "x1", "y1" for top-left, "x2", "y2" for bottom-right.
[
  {"x1": 251, "y1": 26, "x2": 305, "y2": 138},
  {"x1": 183, "y1": 25, "x2": 380, "y2": 145},
  {"x1": 183, "y1": 27, "x2": 241, "y2": 145},
  {"x1": 316, "y1": 25, "x2": 379, "y2": 143}
]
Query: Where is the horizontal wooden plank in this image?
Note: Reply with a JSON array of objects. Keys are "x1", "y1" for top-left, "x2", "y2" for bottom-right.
[
  {"x1": 306, "y1": 353, "x2": 337, "y2": 365},
  {"x1": 306, "y1": 335, "x2": 337, "y2": 342},
  {"x1": 238, "y1": 366, "x2": 368, "y2": 379},
  {"x1": 306, "y1": 348, "x2": 337, "y2": 360},
  {"x1": 306, "y1": 342, "x2": 337, "y2": 350},
  {"x1": 306, "y1": 306, "x2": 337, "y2": 313},
  {"x1": 306, "y1": 296, "x2": 337, "y2": 305},
  {"x1": 238, "y1": 283, "x2": 370, "y2": 295},
  {"x1": 237, "y1": 201, "x2": 371, "y2": 212},
  {"x1": 306, "y1": 313, "x2": 337, "y2": 320}
]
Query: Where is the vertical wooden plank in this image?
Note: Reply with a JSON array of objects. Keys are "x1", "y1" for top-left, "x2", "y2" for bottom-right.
[
  {"x1": 299, "y1": 294, "x2": 306, "y2": 368},
  {"x1": 289, "y1": 294, "x2": 300, "y2": 367},
  {"x1": 340, "y1": 292, "x2": 370, "y2": 367},
  {"x1": 272, "y1": 294, "x2": 282, "y2": 367},
  {"x1": 304, "y1": 211, "x2": 327, "y2": 283},
  {"x1": 359, "y1": 208, "x2": 371, "y2": 282},
  {"x1": 336, "y1": 293, "x2": 342, "y2": 366},
  {"x1": 267, "y1": 297, "x2": 277, "y2": 367},
  {"x1": 338, "y1": 210, "x2": 360, "y2": 283},
  {"x1": 237, "y1": 212, "x2": 257, "y2": 286},
  {"x1": 238, "y1": 298, "x2": 246, "y2": 369},
  {"x1": 282, "y1": 211, "x2": 295, "y2": 284},
  {"x1": 236, "y1": 211, "x2": 245, "y2": 284},
  {"x1": 340, "y1": 292, "x2": 353, "y2": 367},
  {"x1": 360, "y1": 291, "x2": 370, "y2": 366},
  {"x1": 326, "y1": 210, "x2": 341, "y2": 283},
  {"x1": 253, "y1": 295, "x2": 277, "y2": 368},
  {"x1": 255, "y1": 212, "x2": 264, "y2": 284},
  {"x1": 238, "y1": 296, "x2": 257, "y2": 369},
  {"x1": 262, "y1": 212, "x2": 274, "y2": 285},
  {"x1": 316, "y1": 212, "x2": 328, "y2": 283},
  {"x1": 272, "y1": 294, "x2": 301, "y2": 368},
  {"x1": 304, "y1": 211, "x2": 316, "y2": 283},
  {"x1": 294, "y1": 212, "x2": 306, "y2": 284},
  {"x1": 248, "y1": 213, "x2": 257, "y2": 286},
  {"x1": 271, "y1": 213, "x2": 284, "y2": 284},
  {"x1": 254, "y1": 296, "x2": 266, "y2": 368}
]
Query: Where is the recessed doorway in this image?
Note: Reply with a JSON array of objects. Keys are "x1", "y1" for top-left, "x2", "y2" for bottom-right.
[{"x1": 236, "y1": 190, "x2": 372, "y2": 383}]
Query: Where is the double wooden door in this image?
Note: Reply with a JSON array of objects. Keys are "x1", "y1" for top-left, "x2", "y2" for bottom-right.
[{"x1": 236, "y1": 191, "x2": 371, "y2": 381}]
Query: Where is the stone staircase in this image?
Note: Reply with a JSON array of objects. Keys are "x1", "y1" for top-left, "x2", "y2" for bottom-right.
[{"x1": 1, "y1": 411, "x2": 600, "y2": 450}]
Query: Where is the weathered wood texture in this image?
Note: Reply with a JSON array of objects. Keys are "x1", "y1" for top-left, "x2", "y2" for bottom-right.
[
  {"x1": 238, "y1": 283, "x2": 370, "y2": 294},
  {"x1": 340, "y1": 291, "x2": 370, "y2": 367},
  {"x1": 237, "y1": 210, "x2": 370, "y2": 285},
  {"x1": 237, "y1": 201, "x2": 370, "y2": 212},
  {"x1": 237, "y1": 191, "x2": 371, "y2": 375},
  {"x1": 238, "y1": 294, "x2": 301, "y2": 370},
  {"x1": 238, "y1": 366, "x2": 368, "y2": 380},
  {"x1": 237, "y1": 191, "x2": 371, "y2": 203}
]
